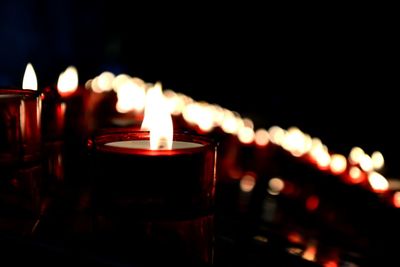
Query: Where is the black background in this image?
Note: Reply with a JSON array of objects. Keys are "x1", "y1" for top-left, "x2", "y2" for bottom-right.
[{"x1": 1, "y1": 1, "x2": 399, "y2": 174}]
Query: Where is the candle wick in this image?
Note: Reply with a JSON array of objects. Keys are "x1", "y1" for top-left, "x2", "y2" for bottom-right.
[{"x1": 157, "y1": 137, "x2": 168, "y2": 149}]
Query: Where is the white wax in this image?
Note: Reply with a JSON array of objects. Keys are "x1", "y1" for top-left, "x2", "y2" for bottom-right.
[
  {"x1": 105, "y1": 140, "x2": 203, "y2": 150},
  {"x1": 0, "y1": 94, "x2": 20, "y2": 99}
]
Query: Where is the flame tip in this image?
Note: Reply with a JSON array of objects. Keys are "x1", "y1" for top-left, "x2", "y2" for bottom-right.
[{"x1": 22, "y1": 63, "x2": 38, "y2": 90}]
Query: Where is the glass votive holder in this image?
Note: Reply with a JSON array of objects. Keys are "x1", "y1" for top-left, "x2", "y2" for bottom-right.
[
  {"x1": 89, "y1": 130, "x2": 217, "y2": 266},
  {"x1": 0, "y1": 88, "x2": 42, "y2": 236}
]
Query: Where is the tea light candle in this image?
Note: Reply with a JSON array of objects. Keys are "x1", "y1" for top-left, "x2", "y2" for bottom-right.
[
  {"x1": 1, "y1": 64, "x2": 41, "y2": 163},
  {"x1": 90, "y1": 130, "x2": 217, "y2": 265},
  {"x1": 0, "y1": 89, "x2": 42, "y2": 163},
  {"x1": 0, "y1": 64, "x2": 42, "y2": 234}
]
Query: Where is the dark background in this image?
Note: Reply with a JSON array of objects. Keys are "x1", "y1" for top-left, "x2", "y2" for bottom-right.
[{"x1": 1, "y1": 1, "x2": 399, "y2": 175}]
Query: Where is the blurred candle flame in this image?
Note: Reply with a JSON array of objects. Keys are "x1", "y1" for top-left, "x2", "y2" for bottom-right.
[
  {"x1": 254, "y1": 128, "x2": 270, "y2": 146},
  {"x1": 268, "y1": 177, "x2": 284, "y2": 195},
  {"x1": 368, "y1": 171, "x2": 389, "y2": 192},
  {"x1": 349, "y1": 146, "x2": 365, "y2": 165},
  {"x1": 240, "y1": 173, "x2": 257, "y2": 192},
  {"x1": 393, "y1": 192, "x2": 400, "y2": 208},
  {"x1": 348, "y1": 166, "x2": 364, "y2": 183},
  {"x1": 371, "y1": 151, "x2": 384, "y2": 170},
  {"x1": 329, "y1": 154, "x2": 347, "y2": 174},
  {"x1": 302, "y1": 243, "x2": 317, "y2": 261},
  {"x1": 57, "y1": 66, "x2": 78, "y2": 97},
  {"x1": 22, "y1": 63, "x2": 37, "y2": 90},
  {"x1": 306, "y1": 195, "x2": 319, "y2": 212},
  {"x1": 116, "y1": 78, "x2": 146, "y2": 113},
  {"x1": 141, "y1": 82, "x2": 173, "y2": 150},
  {"x1": 238, "y1": 126, "x2": 255, "y2": 144}
]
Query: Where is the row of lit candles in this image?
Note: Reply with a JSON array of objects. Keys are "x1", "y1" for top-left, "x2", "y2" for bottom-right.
[
  {"x1": 15, "y1": 63, "x2": 397, "y2": 267},
  {"x1": 86, "y1": 71, "x2": 393, "y2": 188},
  {"x1": 19, "y1": 63, "x2": 399, "y2": 207}
]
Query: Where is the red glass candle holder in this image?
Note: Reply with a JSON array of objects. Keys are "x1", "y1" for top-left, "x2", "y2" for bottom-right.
[
  {"x1": 0, "y1": 88, "x2": 43, "y2": 235},
  {"x1": 0, "y1": 89, "x2": 41, "y2": 163},
  {"x1": 89, "y1": 130, "x2": 217, "y2": 266}
]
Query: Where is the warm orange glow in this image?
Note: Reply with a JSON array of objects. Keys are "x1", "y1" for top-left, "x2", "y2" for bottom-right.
[
  {"x1": 371, "y1": 151, "x2": 384, "y2": 170},
  {"x1": 316, "y1": 149, "x2": 331, "y2": 170},
  {"x1": 210, "y1": 105, "x2": 225, "y2": 127},
  {"x1": 116, "y1": 78, "x2": 146, "y2": 113},
  {"x1": 22, "y1": 63, "x2": 37, "y2": 90},
  {"x1": 238, "y1": 126, "x2": 255, "y2": 144},
  {"x1": 240, "y1": 173, "x2": 256, "y2": 192},
  {"x1": 112, "y1": 74, "x2": 131, "y2": 92},
  {"x1": 164, "y1": 90, "x2": 186, "y2": 115},
  {"x1": 242, "y1": 117, "x2": 254, "y2": 129},
  {"x1": 359, "y1": 154, "x2": 373, "y2": 172},
  {"x1": 282, "y1": 127, "x2": 308, "y2": 157},
  {"x1": 368, "y1": 172, "x2": 389, "y2": 192},
  {"x1": 349, "y1": 146, "x2": 365, "y2": 165},
  {"x1": 302, "y1": 243, "x2": 317, "y2": 261},
  {"x1": 306, "y1": 195, "x2": 319, "y2": 211},
  {"x1": 309, "y1": 138, "x2": 323, "y2": 161},
  {"x1": 57, "y1": 66, "x2": 78, "y2": 97},
  {"x1": 19, "y1": 101, "x2": 26, "y2": 137},
  {"x1": 348, "y1": 167, "x2": 364, "y2": 183},
  {"x1": 221, "y1": 111, "x2": 241, "y2": 134},
  {"x1": 91, "y1": 77, "x2": 101, "y2": 93},
  {"x1": 90, "y1": 72, "x2": 115, "y2": 93},
  {"x1": 182, "y1": 102, "x2": 215, "y2": 132},
  {"x1": 287, "y1": 231, "x2": 303, "y2": 244},
  {"x1": 182, "y1": 103, "x2": 197, "y2": 124},
  {"x1": 98, "y1": 71, "x2": 115, "y2": 92},
  {"x1": 329, "y1": 154, "x2": 347, "y2": 174},
  {"x1": 393, "y1": 192, "x2": 400, "y2": 208},
  {"x1": 324, "y1": 260, "x2": 338, "y2": 267},
  {"x1": 254, "y1": 128, "x2": 270, "y2": 146},
  {"x1": 141, "y1": 82, "x2": 173, "y2": 150},
  {"x1": 196, "y1": 103, "x2": 215, "y2": 133},
  {"x1": 269, "y1": 126, "x2": 285, "y2": 145},
  {"x1": 268, "y1": 177, "x2": 284, "y2": 195},
  {"x1": 303, "y1": 134, "x2": 313, "y2": 154}
]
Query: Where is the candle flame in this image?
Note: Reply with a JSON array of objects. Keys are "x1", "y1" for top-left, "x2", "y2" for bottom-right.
[
  {"x1": 57, "y1": 66, "x2": 78, "y2": 96},
  {"x1": 302, "y1": 243, "x2": 317, "y2": 261},
  {"x1": 240, "y1": 173, "x2": 256, "y2": 192},
  {"x1": 348, "y1": 166, "x2": 364, "y2": 183},
  {"x1": 22, "y1": 63, "x2": 38, "y2": 90},
  {"x1": 116, "y1": 78, "x2": 146, "y2": 113},
  {"x1": 393, "y1": 192, "x2": 400, "y2": 208},
  {"x1": 254, "y1": 128, "x2": 270, "y2": 146},
  {"x1": 141, "y1": 82, "x2": 173, "y2": 150},
  {"x1": 329, "y1": 154, "x2": 347, "y2": 174},
  {"x1": 268, "y1": 177, "x2": 284, "y2": 195},
  {"x1": 368, "y1": 171, "x2": 389, "y2": 192}
]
